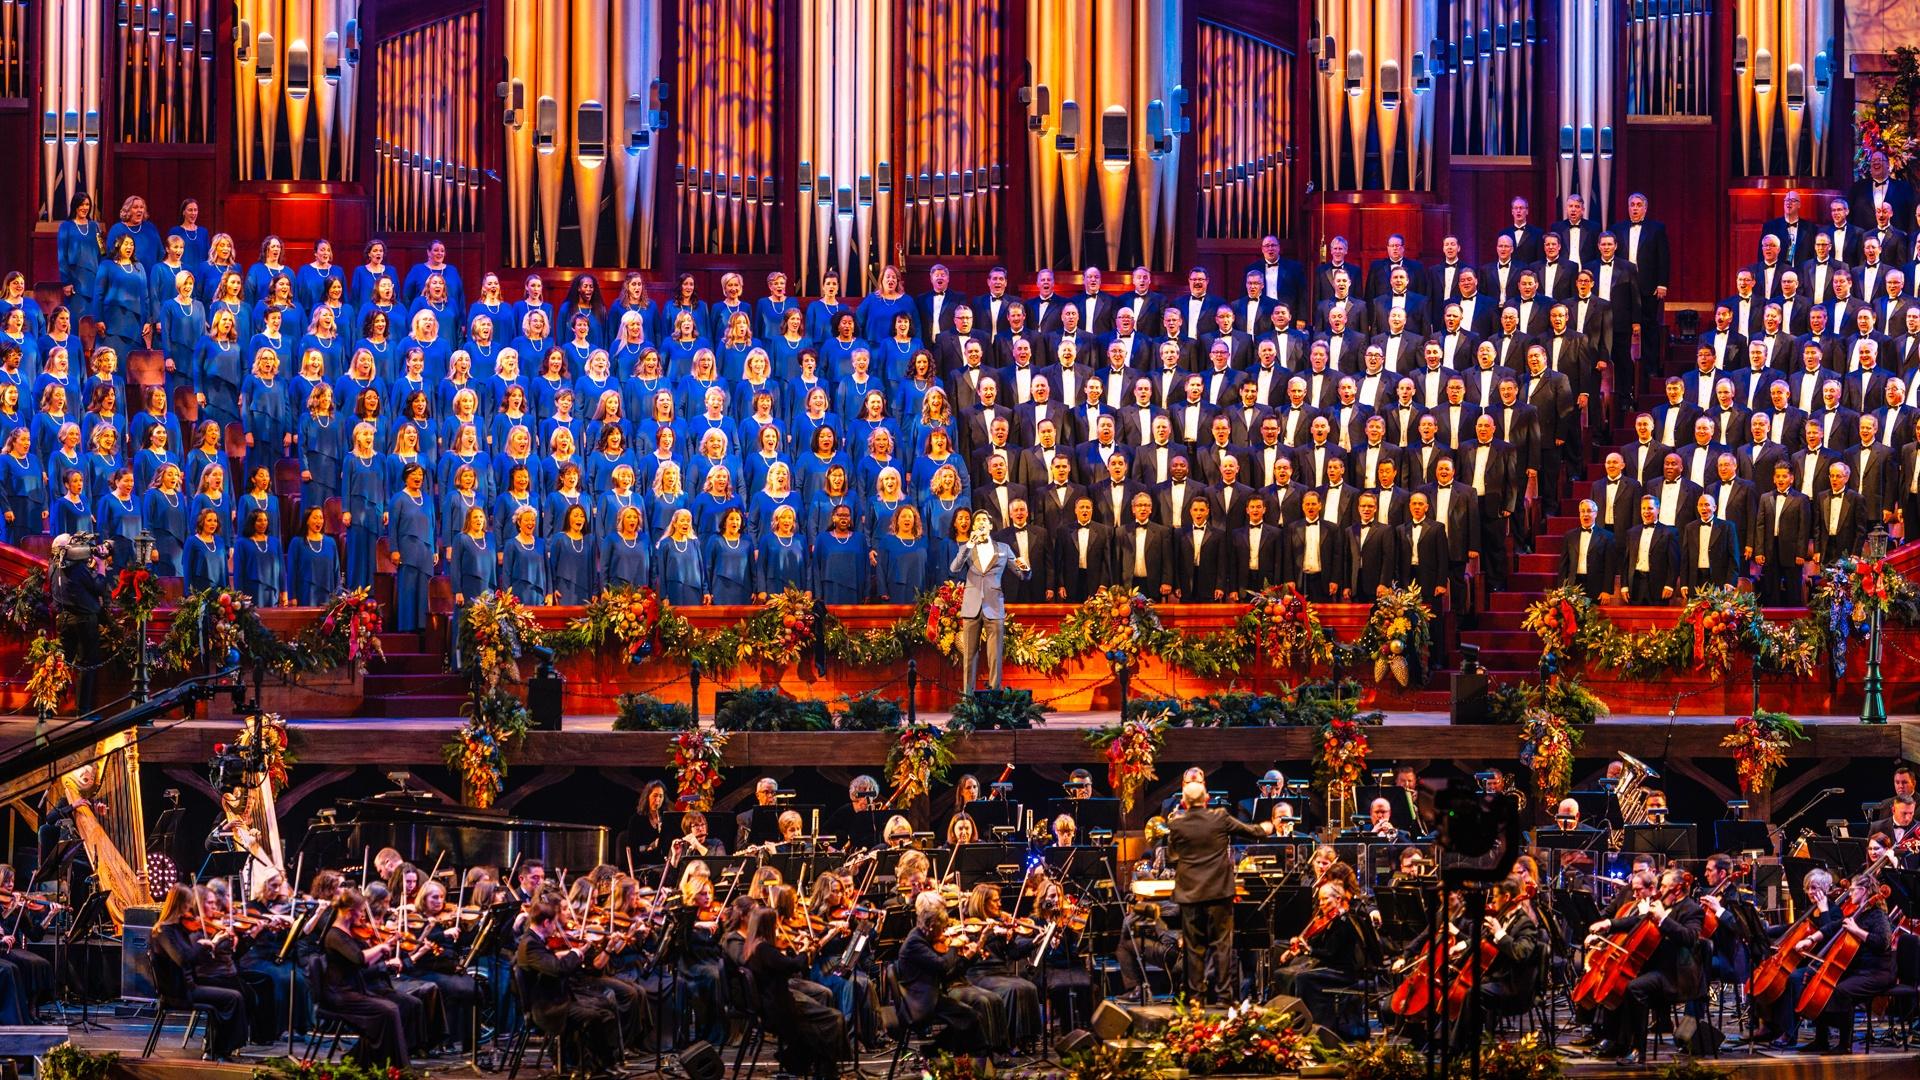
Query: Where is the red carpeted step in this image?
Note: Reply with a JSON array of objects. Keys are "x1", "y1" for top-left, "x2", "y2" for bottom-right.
[
  {"x1": 1456, "y1": 629, "x2": 1541, "y2": 650},
  {"x1": 376, "y1": 632, "x2": 427, "y2": 652},
  {"x1": 363, "y1": 672, "x2": 466, "y2": 697},
  {"x1": 368, "y1": 650, "x2": 445, "y2": 676},
  {"x1": 363, "y1": 693, "x2": 471, "y2": 718}
]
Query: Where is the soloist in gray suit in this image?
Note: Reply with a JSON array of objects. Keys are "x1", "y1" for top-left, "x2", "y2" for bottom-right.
[{"x1": 949, "y1": 540, "x2": 1030, "y2": 690}]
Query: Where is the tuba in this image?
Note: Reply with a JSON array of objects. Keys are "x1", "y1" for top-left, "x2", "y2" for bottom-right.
[{"x1": 1609, "y1": 752, "x2": 1660, "y2": 849}]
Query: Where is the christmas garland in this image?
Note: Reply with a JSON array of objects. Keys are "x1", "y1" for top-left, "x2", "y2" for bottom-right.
[
  {"x1": 1314, "y1": 713, "x2": 1373, "y2": 797},
  {"x1": 1522, "y1": 585, "x2": 1823, "y2": 679},
  {"x1": 669, "y1": 725, "x2": 729, "y2": 810},
  {"x1": 457, "y1": 591, "x2": 545, "y2": 690},
  {"x1": 1338, "y1": 584, "x2": 1433, "y2": 686},
  {"x1": 884, "y1": 721, "x2": 957, "y2": 804},
  {"x1": 296, "y1": 588, "x2": 386, "y2": 675},
  {"x1": 25, "y1": 632, "x2": 71, "y2": 715},
  {"x1": 158, "y1": 588, "x2": 301, "y2": 676},
  {"x1": 1248, "y1": 584, "x2": 1334, "y2": 668},
  {"x1": 1519, "y1": 708, "x2": 1583, "y2": 805},
  {"x1": 442, "y1": 689, "x2": 532, "y2": 809},
  {"x1": 1721, "y1": 709, "x2": 1807, "y2": 798},
  {"x1": 236, "y1": 712, "x2": 295, "y2": 794},
  {"x1": 1157, "y1": 997, "x2": 1322, "y2": 1075},
  {"x1": 1808, "y1": 556, "x2": 1920, "y2": 677},
  {"x1": 1088, "y1": 712, "x2": 1169, "y2": 813}
]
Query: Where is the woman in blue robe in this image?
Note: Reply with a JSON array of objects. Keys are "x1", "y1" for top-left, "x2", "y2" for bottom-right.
[
  {"x1": 930, "y1": 508, "x2": 974, "y2": 587},
  {"x1": 294, "y1": 240, "x2": 346, "y2": 311},
  {"x1": 50, "y1": 470, "x2": 91, "y2": 536},
  {"x1": 874, "y1": 504, "x2": 932, "y2": 602},
  {"x1": 440, "y1": 427, "x2": 492, "y2": 505},
  {"x1": 855, "y1": 264, "x2": 918, "y2": 337},
  {"x1": 187, "y1": 463, "x2": 234, "y2": 545},
  {"x1": 645, "y1": 463, "x2": 691, "y2": 541},
  {"x1": 45, "y1": 424, "x2": 85, "y2": 508},
  {"x1": 439, "y1": 465, "x2": 484, "y2": 555},
  {"x1": 596, "y1": 466, "x2": 642, "y2": 539},
  {"x1": 753, "y1": 506, "x2": 811, "y2": 598},
  {"x1": 129, "y1": 385, "x2": 182, "y2": 463},
  {"x1": 240, "y1": 350, "x2": 292, "y2": 478},
  {"x1": 804, "y1": 271, "x2": 851, "y2": 344},
  {"x1": 287, "y1": 507, "x2": 341, "y2": 605},
  {"x1": 156, "y1": 272, "x2": 205, "y2": 396},
  {"x1": 244, "y1": 237, "x2": 291, "y2": 304},
  {"x1": 547, "y1": 505, "x2": 598, "y2": 605},
  {"x1": 92, "y1": 235, "x2": 149, "y2": 361},
  {"x1": 0, "y1": 429, "x2": 46, "y2": 538},
  {"x1": 142, "y1": 464, "x2": 190, "y2": 577},
  {"x1": 182, "y1": 419, "x2": 230, "y2": 504},
  {"x1": 296, "y1": 386, "x2": 345, "y2": 511},
  {"x1": 559, "y1": 312, "x2": 599, "y2": 375},
  {"x1": 355, "y1": 310, "x2": 397, "y2": 382},
  {"x1": 702, "y1": 508, "x2": 754, "y2": 605},
  {"x1": 690, "y1": 464, "x2": 747, "y2": 539},
  {"x1": 766, "y1": 311, "x2": 811, "y2": 383},
  {"x1": 585, "y1": 426, "x2": 637, "y2": 496},
  {"x1": 659, "y1": 275, "x2": 708, "y2": 347},
  {"x1": 386, "y1": 464, "x2": 437, "y2": 632},
  {"x1": 862, "y1": 468, "x2": 912, "y2": 546},
  {"x1": 740, "y1": 424, "x2": 789, "y2": 498},
  {"x1": 793, "y1": 423, "x2": 850, "y2": 502},
  {"x1": 184, "y1": 509, "x2": 229, "y2": 593},
  {"x1": 106, "y1": 199, "x2": 162, "y2": 268},
  {"x1": 809, "y1": 505, "x2": 870, "y2": 604},
  {"x1": 196, "y1": 232, "x2": 242, "y2": 306},
  {"x1": 131, "y1": 426, "x2": 177, "y2": 495},
  {"x1": 350, "y1": 240, "x2": 399, "y2": 310},
  {"x1": 297, "y1": 308, "x2": 349, "y2": 380},
  {"x1": 340, "y1": 422, "x2": 388, "y2": 589},
  {"x1": 609, "y1": 273, "x2": 656, "y2": 346},
  {"x1": 237, "y1": 469, "x2": 280, "y2": 545},
  {"x1": 146, "y1": 237, "x2": 194, "y2": 330},
  {"x1": 653, "y1": 509, "x2": 706, "y2": 606},
  {"x1": 56, "y1": 194, "x2": 102, "y2": 323},
  {"x1": 167, "y1": 199, "x2": 210, "y2": 267},
  {"x1": 502, "y1": 508, "x2": 550, "y2": 605},
  {"x1": 491, "y1": 466, "x2": 540, "y2": 551},
  {"x1": 600, "y1": 505, "x2": 652, "y2": 589},
  {"x1": 248, "y1": 308, "x2": 295, "y2": 375},
  {"x1": 96, "y1": 468, "x2": 143, "y2": 568},
  {"x1": 235, "y1": 509, "x2": 287, "y2": 606},
  {"x1": 450, "y1": 507, "x2": 497, "y2": 609},
  {"x1": 807, "y1": 465, "x2": 867, "y2": 540},
  {"x1": 544, "y1": 464, "x2": 590, "y2": 537},
  {"x1": 747, "y1": 464, "x2": 801, "y2": 543},
  {"x1": 876, "y1": 314, "x2": 925, "y2": 386}
]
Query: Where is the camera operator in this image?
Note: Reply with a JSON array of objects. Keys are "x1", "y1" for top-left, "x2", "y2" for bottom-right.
[{"x1": 50, "y1": 533, "x2": 111, "y2": 715}]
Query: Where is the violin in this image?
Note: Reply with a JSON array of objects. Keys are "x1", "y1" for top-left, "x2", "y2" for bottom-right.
[
  {"x1": 0, "y1": 890, "x2": 56, "y2": 913},
  {"x1": 1276, "y1": 898, "x2": 1349, "y2": 963}
]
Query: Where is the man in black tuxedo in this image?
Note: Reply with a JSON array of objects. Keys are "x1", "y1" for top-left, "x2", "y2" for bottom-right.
[
  {"x1": 1532, "y1": 231, "x2": 1579, "y2": 300},
  {"x1": 1350, "y1": 492, "x2": 1402, "y2": 599},
  {"x1": 1813, "y1": 460, "x2": 1864, "y2": 563},
  {"x1": 1429, "y1": 234, "x2": 1471, "y2": 302},
  {"x1": 1680, "y1": 493, "x2": 1743, "y2": 593},
  {"x1": 1763, "y1": 190, "x2": 1817, "y2": 267},
  {"x1": 1176, "y1": 497, "x2": 1232, "y2": 601},
  {"x1": 919, "y1": 263, "x2": 960, "y2": 335},
  {"x1": 1825, "y1": 197, "x2": 1867, "y2": 267},
  {"x1": 1613, "y1": 192, "x2": 1671, "y2": 368},
  {"x1": 1286, "y1": 492, "x2": 1350, "y2": 601},
  {"x1": 1481, "y1": 234, "x2": 1525, "y2": 307},
  {"x1": 1173, "y1": 267, "x2": 1227, "y2": 344},
  {"x1": 1120, "y1": 491, "x2": 1177, "y2": 598},
  {"x1": 1399, "y1": 491, "x2": 1453, "y2": 606},
  {"x1": 1370, "y1": 268, "x2": 1432, "y2": 340},
  {"x1": 1502, "y1": 196, "x2": 1547, "y2": 266},
  {"x1": 1165, "y1": 780, "x2": 1274, "y2": 1005},
  {"x1": 1073, "y1": 265, "x2": 1119, "y2": 335},
  {"x1": 1053, "y1": 497, "x2": 1117, "y2": 601},
  {"x1": 996, "y1": 499, "x2": 1052, "y2": 604},
  {"x1": 1460, "y1": 415, "x2": 1519, "y2": 590},
  {"x1": 1419, "y1": 457, "x2": 1479, "y2": 613},
  {"x1": 1754, "y1": 463, "x2": 1812, "y2": 604},
  {"x1": 1707, "y1": 452, "x2": 1758, "y2": 559},
  {"x1": 1244, "y1": 234, "x2": 1309, "y2": 319},
  {"x1": 1868, "y1": 202, "x2": 1911, "y2": 268},
  {"x1": 1591, "y1": 452, "x2": 1643, "y2": 534},
  {"x1": 1365, "y1": 234, "x2": 1427, "y2": 301},
  {"x1": 1750, "y1": 233, "x2": 1792, "y2": 301},
  {"x1": 1559, "y1": 499, "x2": 1618, "y2": 599},
  {"x1": 1551, "y1": 193, "x2": 1601, "y2": 265},
  {"x1": 1588, "y1": 232, "x2": 1641, "y2": 389},
  {"x1": 1230, "y1": 495, "x2": 1286, "y2": 599},
  {"x1": 1621, "y1": 495, "x2": 1680, "y2": 605},
  {"x1": 1850, "y1": 150, "x2": 1919, "y2": 235},
  {"x1": 1030, "y1": 454, "x2": 1087, "y2": 534}
]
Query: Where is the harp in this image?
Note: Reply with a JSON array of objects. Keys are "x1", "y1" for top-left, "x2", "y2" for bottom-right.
[{"x1": 57, "y1": 732, "x2": 149, "y2": 931}]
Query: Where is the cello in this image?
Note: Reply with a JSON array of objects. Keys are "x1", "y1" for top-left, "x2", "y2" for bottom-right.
[
  {"x1": 1388, "y1": 894, "x2": 1466, "y2": 1018},
  {"x1": 1572, "y1": 872, "x2": 1688, "y2": 1011},
  {"x1": 1795, "y1": 877, "x2": 1890, "y2": 1020},
  {"x1": 1441, "y1": 882, "x2": 1536, "y2": 1020},
  {"x1": 1698, "y1": 861, "x2": 1749, "y2": 939},
  {"x1": 1748, "y1": 878, "x2": 1836, "y2": 1007}
]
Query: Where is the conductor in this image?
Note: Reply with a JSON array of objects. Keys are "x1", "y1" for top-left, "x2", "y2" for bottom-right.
[
  {"x1": 949, "y1": 512, "x2": 1031, "y2": 692},
  {"x1": 1166, "y1": 780, "x2": 1274, "y2": 1003}
]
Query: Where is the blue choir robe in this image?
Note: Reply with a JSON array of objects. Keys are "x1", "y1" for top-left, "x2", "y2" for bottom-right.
[
  {"x1": 56, "y1": 221, "x2": 102, "y2": 321},
  {"x1": 243, "y1": 263, "x2": 290, "y2": 305},
  {"x1": 96, "y1": 491, "x2": 143, "y2": 567},
  {"x1": 142, "y1": 488, "x2": 190, "y2": 576},
  {"x1": 875, "y1": 533, "x2": 931, "y2": 602},
  {"x1": 189, "y1": 493, "x2": 235, "y2": 544},
  {"x1": 810, "y1": 532, "x2": 870, "y2": 604},
  {"x1": 601, "y1": 533, "x2": 652, "y2": 589},
  {"x1": 386, "y1": 492, "x2": 437, "y2": 632},
  {"x1": 297, "y1": 414, "x2": 345, "y2": 508},
  {"x1": 860, "y1": 496, "x2": 911, "y2": 544},
  {"x1": 168, "y1": 224, "x2": 210, "y2": 267},
  {"x1": 438, "y1": 451, "x2": 494, "y2": 504},
  {"x1": 403, "y1": 263, "x2": 467, "y2": 316},
  {"x1": 50, "y1": 493, "x2": 92, "y2": 537},
  {"x1": 295, "y1": 264, "x2": 346, "y2": 311},
  {"x1": 503, "y1": 535, "x2": 549, "y2": 605},
  {"x1": 108, "y1": 220, "x2": 163, "y2": 268},
  {"x1": 654, "y1": 536, "x2": 707, "y2": 606},
  {"x1": 298, "y1": 332, "x2": 347, "y2": 378},
  {"x1": 547, "y1": 533, "x2": 598, "y2": 605},
  {"x1": 184, "y1": 449, "x2": 234, "y2": 507},
  {"x1": 0, "y1": 454, "x2": 46, "y2": 537},
  {"x1": 185, "y1": 535, "x2": 229, "y2": 593},
  {"x1": 146, "y1": 261, "x2": 192, "y2": 317},
  {"x1": 237, "y1": 491, "x2": 280, "y2": 542},
  {"x1": 754, "y1": 534, "x2": 811, "y2": 596},
  {"x1": 439, "y1": 489, "x2": 484, "y2": 546},
  {"x1": 806, "y1": 299, "x2": 853, "y2": 343},
  {"x1": 92, "y1": 262, "x2": 149, "y2": 352},
  {"x1": 586, "y1": 450, "x2": 637, "y2": 495},
  {"x1": 748, "y1": 490, "x2": 801, "y2": 542},
  {"x1": 755, "y1": 296, "x2": 799, "y2": 342},
  {"x1": 235, "y1": 535, "x2": 286, "y2": 606},
  {"x1": 341, "y1": 453, "x2": 388, "y2": 588},
  {"x1": 46, "y1": 450, "x2": 85, "y2": 498},
  {"x1": 287, "y1": 534, "x2": 341, "y2": 604},
  {"x1": 350, "y1": 265, "x2": 399, "y2": 309},
  {"x1": 691, "y1": 492, "x2": 747, "y2": 538},
  {"x1": 132, "y1": 449, "x2": 176, "y2": 495},
  {"x1": 209, "y1": 299, "x2": 253, "y2": 349},
  {"x1": 492, "y1": 489, "x2": 541, "y2": 546},
  {"x1": 702, "y1": 535, "x2": 753, "y2": 604},
  {"x1": 240, "y1": 376, "x2": 292, "y2": 476},
  {"x1": 451, "y1": 533, "x2": 496, "y2": 601},
  {"x1": 595, "y1": 488, "x2": 642, "y2": 539},
  {"x1": 644, "y1": 493, "x2": 690, "y2": 540},
  {"x1": 158, "y1": 298, "x2": 206, "y2": 384}
]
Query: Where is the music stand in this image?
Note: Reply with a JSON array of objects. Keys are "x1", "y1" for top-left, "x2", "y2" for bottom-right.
[
  {"x1": 746, "y1": 805, "x2": 822, "y2": 843},
  {"x1": 1047, "y1": 797, "x2": 1119, "y2": 834},
  {"x1": 1374, "y1": 886, "x2": 1436, "y2": 946},
  {"x1": 58, "y1": 887, "x2": 111, "y2": 1031},
  {"x1": 1265, "y1": 885, "x2": 1315, "y2": 939},
  {"x1": 963, "y1": 799, "x2": 1023, "y2": 835},
  {"x1": 195, "y1": 848, "x2": 253, "y2": 886},
  {"x1": 1713, "y1": 820, "x2": 1773, "y2": 855},
  {"x1": 1805, "y1": 838, "x2": 1869, "y2": 873},
  {"x1": 1624, "y1": 824, "x2": 1698, "y2": 862},
  {"x1": 1358, "y1": 786, "x2": 1419, "y2": 833},
  {"x1": 1879, "y1": 868, "x2": 1920, "y2": 920},
  {"x1": 955, "y1": 842, "x2": 1028, "y2": 888}
]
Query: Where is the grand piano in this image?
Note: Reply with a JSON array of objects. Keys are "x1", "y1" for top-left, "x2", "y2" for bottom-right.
[{"x1": 320, "y1": 794, "x2": 608, "y2": 871}]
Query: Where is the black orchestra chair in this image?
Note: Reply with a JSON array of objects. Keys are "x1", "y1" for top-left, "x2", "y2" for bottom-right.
[
  {"x1": 503, "y1": 964, "x2": 567, "y2": 1080},
  {"x1": 1867, "y1": 931, "x2": 1920, "y2": 1050},
  {"x1": 140, "y1": 949, "x2": 213, "y2": 1059},
  {"x1": 300, "y1": 954, "x2": 355, "y2": 1063},
  {"x1": 881, "y1": 964, "x2": 947, "y2": 1080},
  {"x1": 724, "y1": 962, "x2": 767, "y2": 1080}
]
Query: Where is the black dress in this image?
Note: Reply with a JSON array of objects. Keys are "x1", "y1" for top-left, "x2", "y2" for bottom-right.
[
  {"x1": 625, "y1": 813, "x2": 668, "y2": 865},
  {"x1": 190, "y1": 923, "x2": 278, "y2": 1046},
  {"x1": 513, "y1": 929, "x2": 624, "y2": 1073},
  {"x1": 747, "y1": 939, "x2": 846, "y2": 1080},
  {"x1": 153, "y1": 923, "x2": 250, "y2": 1059},
  {"x1": 317, "y1": 926, "x2": 414, "y2": 1067},
  {"x1": 407, "y1": 919, "x2": 482, "y2": 1050}
]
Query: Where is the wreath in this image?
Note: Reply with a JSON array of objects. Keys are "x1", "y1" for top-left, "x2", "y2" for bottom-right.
[
  {"x1": 1248, "y1": 584, "x2": 1333, "y2": 668},
  {"x1": 885, "y1": 721, "x2": 957, "y2": 804},
  {"x1": 458, "y1": 591, "x2": 545, "y2": 690},
  {"x1": 25, "y1": 632, "x2": 71, "y2": 715},
  {"x1": 298, "y1": 588, "x2": 386, "y2": 675}
]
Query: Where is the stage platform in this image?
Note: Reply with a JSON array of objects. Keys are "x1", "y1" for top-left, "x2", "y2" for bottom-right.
[{"x1": 38, "y1": 1007, "x2": 1920, "y2": 1079}]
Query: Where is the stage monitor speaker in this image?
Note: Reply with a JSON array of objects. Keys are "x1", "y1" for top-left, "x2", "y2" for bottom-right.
[
  {"x1": 679, "y1": 1040, "x2": 723, "y2": 1080},
  {"x1": 1263, "y1": 993, "x2": 1314, "y2": 1033},
  {"x1": 1090, "y1": 999, "x2": 1132, "y2": 1040},
  {"x1": 1055, "y1": 1028, "x2": 1097, "y2": 1055},
  {"x1": 121, "y1": 904, "x2": 162, "y2": 1002},
  {"x1": 528, "y1": 670, "x2": 564, "y2": 731},
  {"x1": 1674, "y1": 1015, "x2": 1724, "y2": 1056},
  {"x1": 1311, "y1": 1023, "x2": 1346, "y2": 1047},
  {"x1": 1450, "y1": 670, "x2": 1490, "y2": 724}
]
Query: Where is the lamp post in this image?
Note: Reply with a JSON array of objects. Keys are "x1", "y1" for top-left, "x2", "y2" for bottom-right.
[
  {"x1": 1860, "y1": 526, "x2": 1890, "y2": 725},
  {"x1": 131, "y1": 530, "x2": 156, "y2": 706}
]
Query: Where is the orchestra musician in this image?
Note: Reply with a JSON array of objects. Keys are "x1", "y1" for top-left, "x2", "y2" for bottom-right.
[
  {"x1": 515, "y1": 896, "x2": 633, "y2": 1077},
  {"x1": 1051, "y1": 815, "x2": 1079, "y2": 848},
  {"x1": 1794, "y1": 875, "x2": 1897, "y2": 1053},
  {"x1": 195, "y1": 882, "x2": 281, "y2": 1047},
  {"x1": 826, "y1": 776, "x2": 884, "y2": 848},
  {"x1": 1451, "y1": 875, "x2": 1544, "y2": 1049},
  {"x1": 0, "y1": 864, "x2": 58, "y2": 1019},
  {"x1": 1590, "y1": 868, "x2": 1704, "y2": 1063},
  {"x1": 403, "y1": 880, "x2": 483, "y2": 1053},
  {"x1": 673, "y1": 809, "x2": 727, "y2": 859},
  {"x1": 744, "y1": 902, "x2": 845, "y2": 1080},
  {"x1": 1364, "y1": 798, "x2": 1414, "y2": 843},
  {"x1": 959, "y1": 883, "x2": 1042, "y2": 1051},
  {"x1": 625, "y1": 780, "x2": 669, "y2": 864},
  {"x1": 946, "y1": 813, "x2": 979, "y2": 847},
  {"x1": 1166, "y1": 780, "x2": 1275, "y2": 1004},
  {"x1": 1272, "y1": 881, "x2": 1368, "y2": 1040},
  {"x1": 894, "y1": 889, "x2": 1006, "y2": 1055},
  {"x1": 1238, "y1": 769, "x2": 1286, "y2": 821},
  {"x1": 152, "y1": 885, "x2": 252, "y2": 1062},
  {"x1": 317, "y1": 888, "x2": 419, "y2": 1069}
]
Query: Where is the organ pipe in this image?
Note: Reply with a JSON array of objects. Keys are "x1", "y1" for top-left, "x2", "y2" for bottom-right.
[
  {"x1": 1196, "y1": 21, "x2": 1294, "y2": 241},
  {"x1": 1556, "y1": 0, "x2": 1615, "y2": 225},
  {"x1": 1733, "y1": 0, "x2": 1831, "y2": 177},
  {"x1": 40, "y1": 0, "x2": 102, "y2": 220},
  {"x1": 677, "y1": 0, "x2": 778, "y2": 256},
  {"x1": 375, "y1": 12, "x2": 483, "y2": 235},
  {"x1": 235, "y1": 0, "x2": 361, "y2": 181},
  {"x1": 1312, "y1": 0, "x2": 1439, "y2": 190}
]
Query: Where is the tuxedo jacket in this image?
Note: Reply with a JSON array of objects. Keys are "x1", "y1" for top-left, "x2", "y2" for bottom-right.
[
  {"x1": 1174, "y1": 524, "x2": 1232, "y2": 600},
  {"x1": 1350, "y1": 519, "x2": 1404, "y2": 599},
  {"x1": 1550, "y1": 219, "x2": 1602, "y2": 265},
  {"x1": 995, "y1": 524, "x2": 1053, "y2": 601},
  {"x1": 1284, "y1": 518, "x2": 1352, "y2": 598},
  {"x1": 1417, "y1": 482, "x2": 1481, "y2": 560},
  {"x1": 1609, "y1": 218, "x2": 1672, "y2": 298},
  {"x1": 1230, "y1": 522, "x2": 1287, "y2": 596},
  {"x1": 1679, "y1": 517, "x2": 1743, "y2": 589},
  {"x1": 1052, "y1": 520, "x2": 1119, "y2": 600},
  {"x1": 1590, "y1": 474, "x2": 1645, "y2": 532},
  {"x1": 1621, "y1": 522, "x2": 1680, "y2": 601},
  {"x1": 1118, "y1": 519, "x2": 1178, "y2": 596},
  {"x1": 1584, "y1": 258, "x2": 1641, "y2": 318},
  {"x1": 1397, "y1": 518, "x2": 1453, "y2": 600},
  {"x1": 1754, "y1": 487, "x2": 1812, "y2": 561},
  {"x1": 1764, "y1": 217, "x2": 1818, "y2": 267},
  {"x1": 1812, "y1": 487, "x2": 1863, "y2": 561},
  {"x1": 1558, "y1": 525, "x2": 1619, "y2": 598}
]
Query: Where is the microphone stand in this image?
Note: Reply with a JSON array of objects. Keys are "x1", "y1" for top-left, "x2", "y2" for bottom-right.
[{"x1": 1773, "y1": 788, "x2": 1845, "y2": 857}]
